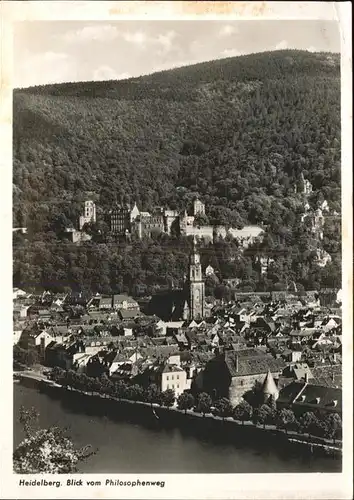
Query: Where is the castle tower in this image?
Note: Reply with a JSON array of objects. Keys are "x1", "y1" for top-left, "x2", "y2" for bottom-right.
[
  {"x1": 188, "y1": 238, "x2": 205, "y2": 320},
  {"x1": 193, "y1": 198, "x2": 205, "y2": 216},
  {"x1": 130, "y1": 202, "x2": 140, "y2": 222},
  {"x1": 79, "y1": 200, "x2": 96, "y2": 230},
  {"x1": 261, "y1": 369, "x2": 279, "y2": 402},
  {"x1": 84, "y1": 200, "x2": 96, "y2": 222}
]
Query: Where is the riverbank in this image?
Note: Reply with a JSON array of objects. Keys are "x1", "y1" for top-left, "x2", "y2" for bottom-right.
[{"x1": 14, "y1": 372, "x2": 342, "y2": 461}]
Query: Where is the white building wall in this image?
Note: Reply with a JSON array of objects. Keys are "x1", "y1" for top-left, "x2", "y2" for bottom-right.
[{"x1": 161, "y1": 368, "x2": 187, "y2": 396}]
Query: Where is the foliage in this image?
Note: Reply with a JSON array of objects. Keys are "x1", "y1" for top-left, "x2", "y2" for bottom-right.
[
  {"x1": 324, "y1": 413, "x2": 342, "y2": 442},
  {"x1": 193, "y1": 213, "x2": 210, "y2": 227},
  {"x1": 145, "y1": 383, "x2": 161, "y2": 406},
  {"x1": 13, "y1": 50, "x2": 341, "y2": 295},
  {"x1": 214, "y1": 397, "x2": 233, "y2": 420},
  {"x1": 195, "y1": 392, "x2": 212, "y2": 416},
  {"x1": 113, "y1": 380, "x2": 129, "y2": 399},
  {"x1": 177, "y1": 392, "x2": 195, "y2": 413},
  {"x1": 276, "y1": 408, "x2": 297, "y2": 434},
  {"x1": 48, "y1": 367, "x2": 341, "y2": 443},
  {"x1": 99, "y1": 373, "x2": 114, "y2": 397},
  {"x1": 243, "y1": 379, "x2": 264, "y2": 408},
  {"x1": 160, "y1": 389, "x2": 175, "y2": 407},
  {"x1": 13, "y1": 345, "x2": 39, "y2": 368},
  {"x1": 299, "y1": 411, "x2": 320, "y2": 437},
  {"x1": 125, "y1": 384, "x2": 145, "y2": 402},
  {"x1": 13, "y1": 406, "x2": 94, "y2": 473},
  {"x1": 253, "y1": 404, "x2": 272, "y2": 428},
  {"x1": 50, "y1": 366, "x2": 66, "y2": 383},
  {"x1": 233, "y1": 400, "x2": 253, "y2": 424}
]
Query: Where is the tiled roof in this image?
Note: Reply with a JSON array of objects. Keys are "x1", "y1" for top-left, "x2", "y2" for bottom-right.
[
  {"x1": 225, "y1": 349, "x2": 285, "y2": 377},
  {"x1": 289, "y1": 328, "x2": 318, "y2": 337},
  {"x1": 294, "y1": 383, "x2": 342, "y2": 411},
  {"x1": 162, "y1": 364, "x2": 185, "y2": 374},
  {"x1": 119, "y1": 310, "x2": 139, "y2": 319},
  {"x1": 277, "y1": 381, "x2": 305, "y2": 404},
  {"x1": 113, "y1": 294, "x2": 138, "y2": 304},
  {"x1": 311, "y1": 365, "x2": 342, "y2": 388}
]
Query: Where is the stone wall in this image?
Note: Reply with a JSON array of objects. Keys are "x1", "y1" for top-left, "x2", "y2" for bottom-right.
[
  {"x1": 184, "y1": 225, "x2": 214, "y2": 241},
  {"x1": 228, "y1": 371, "x2": 281, "y2": 406}
]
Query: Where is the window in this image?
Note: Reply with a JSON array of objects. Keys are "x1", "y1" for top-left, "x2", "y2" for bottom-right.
[
  {"x1": 172, "y1": 384, "x2": 174, "y2": 389},
  {"x1": 171, "y1": 375, "x2": 174, "y2": 380},
  {"x1": 177, "y1": 384, "x2": 179, "y2": 389},
  {"x1": 240, "y1": 380, "x2": 244, "y2": 386},
  {"x1": 167, "y1": 384, "x2": 169, "y2": 389},
  {"x1": 166, "y1": 376, "x2": 169, "y2": 380},
  {"x1": 176, "y1": 375, "x2": 179, "y2": 379}
]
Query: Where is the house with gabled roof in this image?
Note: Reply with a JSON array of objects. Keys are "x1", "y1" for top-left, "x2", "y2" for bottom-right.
[
  {"x1": 113, "y1": 294, "x2": 140, "y2": 311},
  {"x1": 13, "y1": 288, "x2": 28, "y2": 300},
  {"x1": 138, "y1": 360, "x2": 187, "y2": 397},
  {"x1": 277, "y1": 380, "x2": 342, "y2": 417},
  {"x1": 311, "y1": 331, "x2": 334, "y2": 350},
  {"x1": 73, "y1": 353, "x2": 93, "y2": 373},
  {"x1": 118, "y1": 309, "x2": 140, "y2": 321},
  {"x1": 283, "y1": 362, "x2": 314, "y2": 382},
  {"x1": 202, "y1": 348, "x2": 285, "y2": 405}
]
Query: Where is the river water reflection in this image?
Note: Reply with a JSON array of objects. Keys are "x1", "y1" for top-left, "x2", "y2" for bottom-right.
[{"x1": 14, "y1": 385, "x2": 341, "y2": 473}]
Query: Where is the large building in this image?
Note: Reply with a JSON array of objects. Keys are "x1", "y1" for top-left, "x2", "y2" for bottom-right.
[
  {"x1": 109, "y1": 203, "x2": 131, "y2": 235},
  {"x1": 104, "y1": 197, "x2": 262, "y2": 244},
  {"x1": 147, "y1": 242, "x2": 206, "y2": 322},
  {"x1": 132, "y1": 210, "x2": 165, "y2": 239},
  {"x1": 79, "y1": 200, "x2": 96, "y2": 230},
  {"x1": 202, "y1": 349, "x2": 285, "y2": 405}
]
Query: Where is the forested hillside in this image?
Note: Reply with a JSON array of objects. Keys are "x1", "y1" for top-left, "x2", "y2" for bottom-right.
[{"x1": 13, "y1": 50, "x2": 341, "y2": 294}]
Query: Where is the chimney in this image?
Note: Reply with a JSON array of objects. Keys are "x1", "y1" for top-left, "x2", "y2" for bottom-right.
[
  {"x1": 235, "y1": 355, "x2": 239, "y2": 373},
  {"x1": 304, "y1": 372, "x2": 309, "y2": 383}
]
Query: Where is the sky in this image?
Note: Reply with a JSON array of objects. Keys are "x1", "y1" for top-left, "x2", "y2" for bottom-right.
[{"x1": 13, "y1": 20, "x2": 340, "y2": 88}]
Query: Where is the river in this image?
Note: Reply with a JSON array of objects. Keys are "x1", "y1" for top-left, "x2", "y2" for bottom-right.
[{"x1": 14, "y1": 384, "x2": 341, "y2": 473}]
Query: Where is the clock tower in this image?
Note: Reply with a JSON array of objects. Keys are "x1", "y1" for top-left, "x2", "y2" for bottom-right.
[{"x1": 188, "y1": 238, "x2": 205, "y2": 320}]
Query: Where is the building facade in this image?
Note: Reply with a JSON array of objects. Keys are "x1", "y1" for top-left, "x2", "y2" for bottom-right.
[
  {"x1": 193, "y1": 198, "x2": 205, "y2": 216},
  {"x1": 163, "y1": 209, "x2": 179, "y2": 234},
  {"x1": 109, "y1": 204, "x2": 131, "y2": 235},
  {"x1": 79, "y1": 200, "x2": 96, "y2": 230}
]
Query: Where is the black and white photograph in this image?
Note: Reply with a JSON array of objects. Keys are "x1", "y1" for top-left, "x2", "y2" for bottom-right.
[{"x1": 1, "y1": 1, "x2": 352, "y2": 499}]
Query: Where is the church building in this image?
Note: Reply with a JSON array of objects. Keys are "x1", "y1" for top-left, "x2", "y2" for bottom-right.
[{"x1": 146, "y1": 239, "x2": 205, "y2": 322}]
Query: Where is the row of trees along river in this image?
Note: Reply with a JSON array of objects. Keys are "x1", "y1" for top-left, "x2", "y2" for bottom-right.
[{"x1": 45, "y1": 367, "x2": 342, "y2": 443}]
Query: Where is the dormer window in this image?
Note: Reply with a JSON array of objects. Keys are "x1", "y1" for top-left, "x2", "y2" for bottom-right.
[
  {"x1": 315, "y1": 397, "x2": 321, "y2": 404},
  {"x1": 332, "y1": 400, "x2": 338, "y2": 407},
  {"x1": 300, "y1": 395, "x2": 306, "y2": 402}
]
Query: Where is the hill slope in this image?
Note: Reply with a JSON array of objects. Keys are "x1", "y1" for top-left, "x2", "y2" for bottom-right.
[
  {"x1": 12, "y1": 50, "x2": 341, "y2": 294},
  {"x1": 13, "y1": 50, "x2": 340, "y2": 229}
]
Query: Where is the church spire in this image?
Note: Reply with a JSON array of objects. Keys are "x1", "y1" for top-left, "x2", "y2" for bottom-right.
[{"x1": 188, "y1": 240, "x2": 205, "y2": 320}]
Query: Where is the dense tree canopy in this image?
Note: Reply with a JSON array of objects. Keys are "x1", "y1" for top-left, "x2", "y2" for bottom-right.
[{"x1": 13, "y1": 50, "x2": 341, "y2": 294}]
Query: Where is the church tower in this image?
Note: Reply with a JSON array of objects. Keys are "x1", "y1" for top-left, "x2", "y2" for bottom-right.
[{"x1": 188, "y1": 238, "x2": 205, "y2": 320}]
